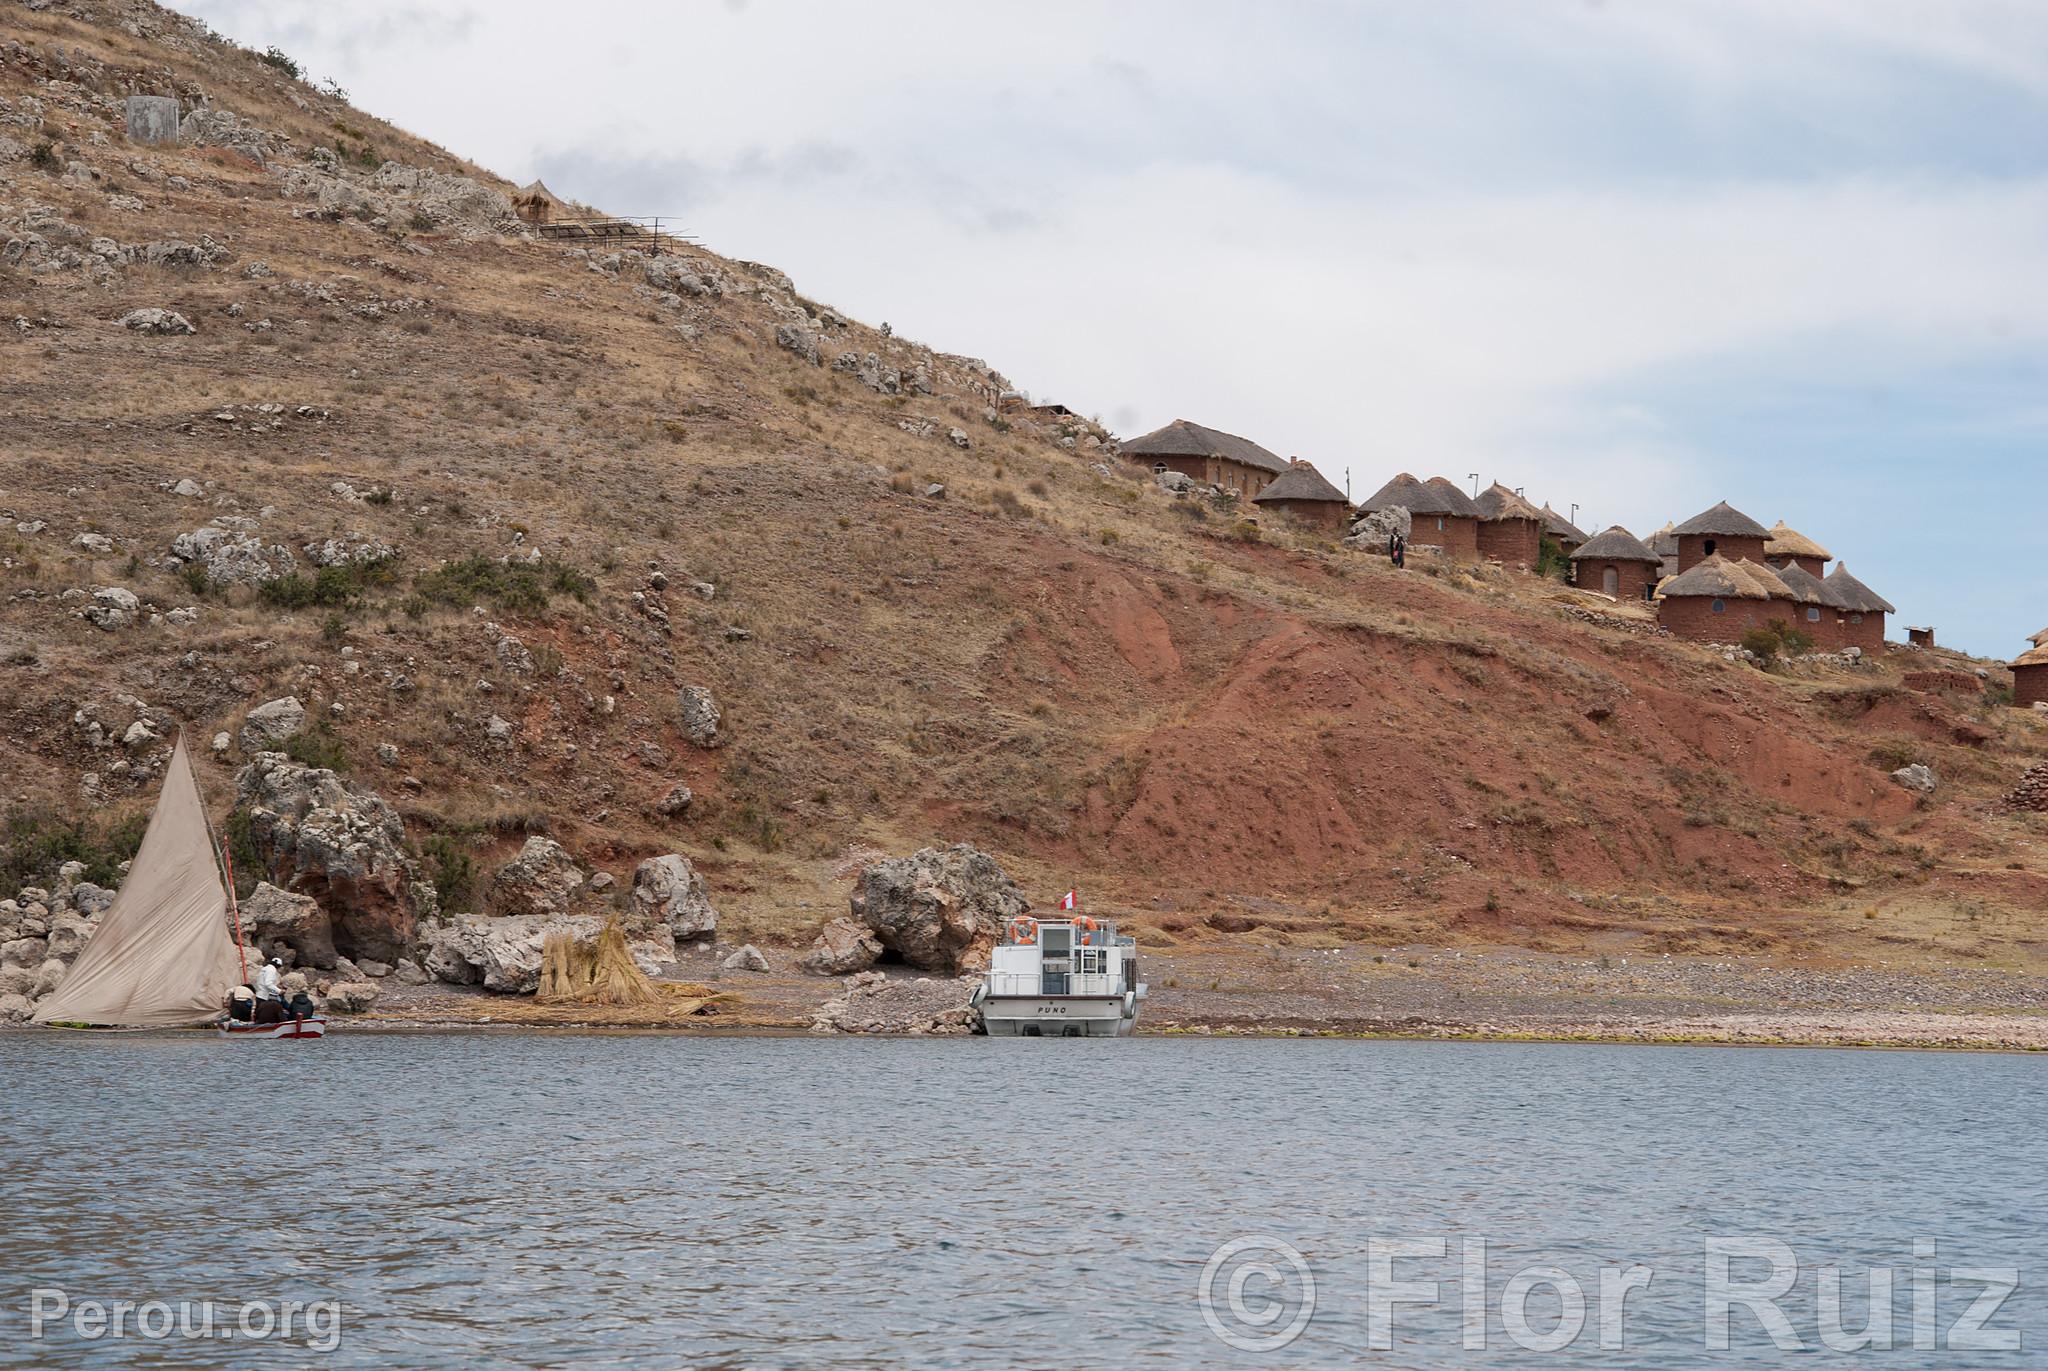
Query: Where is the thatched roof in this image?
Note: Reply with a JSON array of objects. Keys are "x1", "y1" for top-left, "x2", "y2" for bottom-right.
[
  {"x1": 1473, "y1": 482, "x2": 1544, "y2": 523},
  {"x1": 1540, "y1": 503, "x2": 1587, "y2": 542},
  {"x1": 1424, "y1": 476, "x2": 1485, "y2": 518},
  {"x1": 1647, "y1": 521, "x2": 1677, "y2": 555},
  {"x1": 1764, "y1": 521, "x2": 1832, "y2": 562},
  {"x1": 1661, "y1": 554, "x2": 1793, "y2": 601},
  {"x1": 1774, "y1": 562, "x2": 1848, "y2": 608},
  {"x1": 1359, "y1": 472, "x2": 1459, "y2": 515},
  {"x1": 1122, "y1": 419, "x2": 1288, "y2": 475},
  {"x1": 1569, "y1": 526, "x2": 1660, "y2": 564},
  {"x1": 1825, "y1": 564, "x2": 1896, "y2": 615},
  {"x1": 2017, "y1": 645, "x2": 2048, "y2": 669},
  {"x1": 1672, "y1": 501, "x2": 1770, "y2": 538},
  {"x1": 2030, "y1": 627, "x2": 2048, "y2": 648},
  {"x1": 515, "y1": 179, "x2": 560, "y2": 205},
  {"x1": 1253, "y1": 461, "x2": 1348, "y2": 506}
]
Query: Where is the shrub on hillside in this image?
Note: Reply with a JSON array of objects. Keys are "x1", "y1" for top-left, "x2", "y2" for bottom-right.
[
  {"x1": 409, "y1": 555, "x2": 594, "y2": 617},
  {"x1": 258, "y1": 45, "x2": 301, "y2": 79},
  {"x1": 0, "y1": 809, "x2": 147, "y2": 889}
]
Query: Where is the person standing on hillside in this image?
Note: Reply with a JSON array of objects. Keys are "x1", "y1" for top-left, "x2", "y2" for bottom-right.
[{"x1": 1389, "y1": 530, "x2": 1406, "y2": 569}]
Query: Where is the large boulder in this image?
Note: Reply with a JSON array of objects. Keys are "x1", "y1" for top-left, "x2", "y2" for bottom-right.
[
  {"x1": 1346, "y1": 506, "x2": 1412, "y2": 551},
  {"x1": 320, "y1": 980, "x2": 380, "y2": 1014},
  {"x1": 235, "y1": 753, "x2": 425, "y2": 962},
  {"x1": 0, "y1": 992, "x2": 32, "y2": 1024},
  {"x1": 679, "y1": 686, "x2": 721, "y2": 747},
  {"x1": 44, "y1": 915, "x2": 92, "y2": 962},
  {"x1": 484, "y1": 837, "x2": 585, "y2": 918},
  {"x1": 845, "y1": 845, "x2": 1028, "y2": 974},
  {"x1": 424, "y1": 913, "x2": 598, "y2": 992},
  {"x1": 626, "y1": 855, "x2": 717, "y2": 943},
  {"x1": 800, "y1": 917, "x2": 881, "y2": 976},
  {"x1": 241, "y1": 881, "x2": 337, "y2": 969},
  {"x1": 239, "y1": 696, "x2": 305, "y2": 751}
]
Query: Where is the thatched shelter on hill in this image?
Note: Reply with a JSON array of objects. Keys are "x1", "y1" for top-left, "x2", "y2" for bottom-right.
[
  {"x1": 1656, "y1": 554, "x2": 1798, "y2": 642},
  {"x1": 2014, "y1": 642, "x2": 2048, "y2": 709},
  {"x1": 1825, "y1": 565, "x2": 1895, "y2": 652},
  {"x1": 1671, "y1": 501, "x2": 1771, "y2": 573},
  {"x1": 1540, "y1": 504, "x2": 1587, "y2": 557},
  {"x1": 1773, "y1": 563, "x2": 1851, "y2": 646},
  {"x1": 513, "y1": 179, "x2": 561, "y2": 224},
  {"x1": 1251, "y1": 460, "x2": 1351, "y2": 532},
  {"x1": 1357, "y1": 473, "x2": 1482, "y2": 559},
  {"x1": 1472, "y1": 483, "x2": 1545, "y2": 568},
  {"x1": 1569, "y1": 526, "x2": 1661, "y2": 601},
  {"x1": 1121, "y1": 419, "x2": 1287, "y2": 500},
  {"x1": 1763, "y1": 521, "x2": 1833, "y2": 577}
]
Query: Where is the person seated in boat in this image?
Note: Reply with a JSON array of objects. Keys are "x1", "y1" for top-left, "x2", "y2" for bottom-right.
[
  {"x1": 226, "y1": 985, "x2": 255, "y2": 1023},
  {"x1": 287, "y1": 987, "x2": 318, "y2": 1020},
  {"x1": 254, "y1": 956, "x2": 284, "y2": 1007}
]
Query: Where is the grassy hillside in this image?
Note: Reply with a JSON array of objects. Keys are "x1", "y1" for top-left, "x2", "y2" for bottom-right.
[{"x1": 4, "y1": 0, "x2": 2046, "y2": 972}]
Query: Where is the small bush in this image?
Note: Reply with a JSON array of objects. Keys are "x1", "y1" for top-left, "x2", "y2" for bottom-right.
[
  {"x1": 421, "y1": 834, "x2": 476, "y2": 912},
  {"x1": 0, "y1": 809, "x2": 147, "y2": 890},
  {"x1": 29, "y1": 141, "x2": 61, "y2": 173},
  {"x1": 282, "y1": 725, "x2": 348, "y2": 772},
  {"x1": 410, "y1": 555, "x2": 593, "y2": 617},
  {"x1": 258, "y1": 45, "x2": 301, "y2": 78},
  {"x1": 178, "y1": 563, "x2": 211, "y2": 597}
]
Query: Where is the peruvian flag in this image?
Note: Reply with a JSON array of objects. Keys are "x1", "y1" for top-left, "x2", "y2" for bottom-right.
[{"x1": 1061, "y1": 889, "x2": 1078, "y2": 910}]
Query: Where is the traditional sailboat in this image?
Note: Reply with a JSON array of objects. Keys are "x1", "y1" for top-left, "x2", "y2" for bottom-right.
[{"x1": 32, "y1": 732, "x2": 322, "y2": 1036}]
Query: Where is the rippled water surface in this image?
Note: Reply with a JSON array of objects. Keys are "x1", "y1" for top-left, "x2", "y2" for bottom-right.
[{"x1": 1, "y1": 1034, "x2": 2042, "y2": 1367}]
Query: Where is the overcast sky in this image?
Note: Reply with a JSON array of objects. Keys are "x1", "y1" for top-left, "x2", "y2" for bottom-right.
[{"x1": 184, "y1": 0, "x2": 2048, "y2": 656}]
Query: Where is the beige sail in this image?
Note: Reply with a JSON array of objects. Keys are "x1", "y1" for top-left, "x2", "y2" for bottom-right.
[{"x1": 33, "y1": 733, "x2": 247, "y2": 1027}]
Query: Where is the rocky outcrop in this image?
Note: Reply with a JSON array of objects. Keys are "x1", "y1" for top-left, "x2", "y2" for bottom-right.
[
  {"x1": 320, "y1": 980, "x2": 380, "y2": 1014},
  {"x1": 680, "y1": 686, "x2": 721, "y2": 747},
  {"x1": 844, "y1": 844, "x2": 1028, "y2": 974},
  {"x1": 800, "y1": 916, "x2": 883, "y2": 976},
  {"x1": 774, "y1": 323, "x2": 821, "y2": 365},
  {"x1": 626, "y1": 855, "x2": 718, "y2": 943},
  {"x1": 241, "y1": 880, "x2": 337, "y2": 970},
  {"x1": 235, "y1": 754, "x2": 425, "y2": 961},
  {"x1": 120, "y1": 308, "x2": 195, "y2": 335},
  {"x1": 484, "y1": 836, "x2": 585, "y2": 918},
  {"x1": 81, "y1": 587, "x2": 141, "y2": 631},
  {"x1": 239, "y1": 696, "x2": 305, "y2": 751},
  {"x1": 1346, "y1": 506, "x2": 1412, "y2": 550},
  {"x1": 170, "y1": 525, "x2": 296, "y2": 586},
  {"x1": 1891, "y1": 764, "x2": 1937, "y2": 794}
]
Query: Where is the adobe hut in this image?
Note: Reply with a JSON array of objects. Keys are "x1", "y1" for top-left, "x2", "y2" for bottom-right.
[
  {"x1": 1656, "y1": 555, "x2": 1798, "y2": 642},
  {"x1": 1824, "y1": 565, "x2": 1895, "y2": 653},
  {"x1": 1648, "y1": 522, "x2": 1679, "y2": 580},
  {"x1": 1472, "y1": 483, "x2": 1545, "y2": 568},
  {"x1": 513, "y1": 179, "x2": 560, "y2": 224},
  {"x1": 1121, "y1": 419, "x2": 1287, "y2": 500},
  {"x1": 1251, "y1": 460, "x2": 1351, "y2": 533},
  {"x1": 1773, "y1": 563, "x2": 1850, "y2": 649},
  {"x1": 1763, "y1": 521, "x2": 1832, "y2": 578},
  {"x1": 1569, "y1": 526, "x2": 1662, "y2": 602},
  {"x1": 1540, "y1": 504, "x2": 1587, "y2": 558},
  {"x1": 2015, "y1": 640, "x2": 2048, "y2": 709},
  {"x1": 1671, "y1": 501, "x2": 1770, "y2": 573},
  {"x1": 1356, "y1": 474, "x2": 1481, "y2": 560},
  {"x1": 1905, "y1": 626, "x2": 1936, "y2": 649}
]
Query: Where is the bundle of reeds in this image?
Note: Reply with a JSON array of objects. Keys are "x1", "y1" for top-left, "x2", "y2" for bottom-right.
[{"x1": 536, "y1": 919, "x2": 660, "y2": 1006}]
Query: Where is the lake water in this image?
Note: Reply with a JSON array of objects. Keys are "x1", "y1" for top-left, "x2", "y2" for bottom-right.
[{"x1": 1, "y1": 1034, "x2": 2041, "y2": 1368}]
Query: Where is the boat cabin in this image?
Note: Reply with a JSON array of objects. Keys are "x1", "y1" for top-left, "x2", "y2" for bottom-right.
[{"x1": 978, "y1": 916, "x2": 1144, "y2": 1036}]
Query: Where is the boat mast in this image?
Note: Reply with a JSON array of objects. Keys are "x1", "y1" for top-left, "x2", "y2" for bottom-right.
[{"x1": 186, "y1": 727, "x2": 249, "y2": 984}]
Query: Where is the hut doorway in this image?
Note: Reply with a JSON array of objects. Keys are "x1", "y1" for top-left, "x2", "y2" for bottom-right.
[{"x1": 1601, "y1": 566, "x2": 1619, "y2": 595}]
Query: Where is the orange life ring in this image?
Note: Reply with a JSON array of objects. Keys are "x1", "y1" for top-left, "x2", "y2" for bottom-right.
[{"x1": 1009, "y1": 916, "x2": 1038, "y2": 945}]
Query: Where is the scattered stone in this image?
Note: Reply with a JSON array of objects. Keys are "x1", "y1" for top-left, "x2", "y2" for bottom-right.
[
  {"x1": 1155, "y1": 469, "x2": 1195, "y2": 493},
  {"x1": 211, "y1": 731, "x2": 231, "y2": 756},
  {"x1": 120, "y1": 308, "x2": 195, "y2": 335},
  {"x1": 654, "y1": 783, "x2": 694, "y2": 818},
  {"x1": 169, "y1": 525, "x2": 295, "y2": 585},
  {"x1": 1890, "y1": 764, "x2": 1938, "y2": 795},
  {"x1": 82, "y1": 586, "x2": 141, "y2": 630},
  {"x1": 376, "y1": 743, "x2": 399, "y2": 764},
  {"x1": 321, "y1": 980, "x2": 379, "y2": 1014},
  {"x1": 721, "y1": 943, "x2": 770, "y2": 973},
  {"x1": 485, "y1": 836, "x2": 585, "y2": 918},
  {"x1": 72, "y1": 533, "x2": 114, "y2": 554},
  {"x1": 239, "y1": 696, "x2": 305, "y2": 751},
  {"x1": 680, "y1": 686, "x2": 721, "y2": 747},
  {"x1": 800, "y1": 916, "x2": 883, "y2": 976},
  {"x1": 948, "y1": 427, "x2": 971, "y2": 449},
  {"x1": 170, "y1": 477, "x2": 204, "y2": 497},
  {"x1": 627, "y1": 854, "x2": 718, "y2": 943},
  {"x1": 774, "y1": 323, "x2": 821, "y2": 365},
  {"x1": 390, "y1": 957, "x2": 427, "y2": 985}
]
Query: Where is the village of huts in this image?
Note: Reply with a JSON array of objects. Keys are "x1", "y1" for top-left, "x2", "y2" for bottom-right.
[{"x1": 1102, "y1": 415, "x2": 2036, "y2": 703}]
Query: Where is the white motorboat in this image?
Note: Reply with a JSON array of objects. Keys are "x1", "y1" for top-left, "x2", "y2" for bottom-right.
[{"x1": 972, "y1": 912, "x2": 1144, "y2": 1037}]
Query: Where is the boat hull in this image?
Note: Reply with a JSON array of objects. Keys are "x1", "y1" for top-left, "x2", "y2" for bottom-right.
[
  {"x1": 218, "y1": 1016, "x2": 327, "y2": 1039},
  {"x1": 980, "y1": 994, "x2": 1135, "y2": 1037}
]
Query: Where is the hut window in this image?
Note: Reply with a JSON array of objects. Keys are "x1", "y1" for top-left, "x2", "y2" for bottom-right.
[
  {"x1": 1435, "y1": 517, "x2": 1445, "y2": 531},
  {"x1": 1805, "y1": 607, "x2": 1820, "y2": 622},
  {"x1": 1703, "y1": 538, "x2": 1718, "y2": 557},
  {"x1": 1851, "y1": 613, "x2": 1864, "y2": 624},
  {"x1": 1152, "y1": 463, "x2": 1166, "y2": 475},
  {"x1": 1711, "y1": 598, "x2": 1726, "y2": 614}
]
